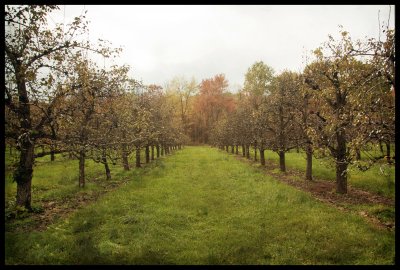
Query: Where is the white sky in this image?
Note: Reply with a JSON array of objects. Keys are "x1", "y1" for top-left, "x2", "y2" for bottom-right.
[{"x1": 50, "y1": 5, "x2": 395, "y2": 91}]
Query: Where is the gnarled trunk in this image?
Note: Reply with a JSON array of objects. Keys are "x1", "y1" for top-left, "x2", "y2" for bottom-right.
[
  {"x1": 14, "y1": 71, "x2": 34, "y2": 210},
  {"x1": 15, "y1": 141, "x2": 35, "y2": 210},
  {"x1": 102, "y1": 149, "x2": 111, "y2": 180}
]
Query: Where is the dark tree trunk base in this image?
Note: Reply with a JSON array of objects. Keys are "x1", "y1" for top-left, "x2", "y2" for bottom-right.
[
  {"x1": 15, "y1": 142, "x2": 35, "y2": 211},
  {"x1": 306, "y1": 145, "x2": 313, "y2": 181},
  {"x1": 336, "y1": 161, "x2": 348, "y2": 194},
  {"x1": 145, "y1": 145, "x2": 150, "y2": 163},
  {"x1": 260, "y1": 149, "x2": 265, "y2": 166},
  {"x1": 279, "y1": 150, "x2": 286, "y2": 172},
  {"x1": 79, "y1": 150, "x2": 85, "y2": 188}
]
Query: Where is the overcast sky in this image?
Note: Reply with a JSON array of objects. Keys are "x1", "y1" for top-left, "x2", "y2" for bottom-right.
[{"x1": 50, "y1": 5, "x2": 394, "y2": 91}]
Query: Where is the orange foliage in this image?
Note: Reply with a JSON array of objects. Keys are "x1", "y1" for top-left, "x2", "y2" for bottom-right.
[{"x1": 191, "y1": 74, "x2": 236, "y2": 143}]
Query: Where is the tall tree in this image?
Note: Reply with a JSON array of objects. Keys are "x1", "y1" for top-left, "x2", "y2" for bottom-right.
[
  {"x1": 4, "y1": 5, "x2": 118, "y2": 210},
  {"x1": 165, "y1": 76, "x2": 198, "y2": 136},
  {"x1": 192, "y1": 74, "x2": 235, "y2": 143},
  {"x1": 243, "y1": 61, "x2": 274, "y2": 156},
  {"x1": 303, "y1": 29, "x2": 384, "y2": 194},
  {"x1": 265, "y1": 71, "x2": 302, "y2": 172}
]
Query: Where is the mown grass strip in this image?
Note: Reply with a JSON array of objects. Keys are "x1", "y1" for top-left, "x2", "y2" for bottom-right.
[{"x1": 5, "y1": 146, "x2": 395, "y2": 265}]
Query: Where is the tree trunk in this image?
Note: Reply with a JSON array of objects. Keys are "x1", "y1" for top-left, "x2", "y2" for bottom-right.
[
  {"x1": 135, "y1": 146, "x2": 141, "y2": 168},
  {"x1": 336, "y1": 160, "x2": 348, "y2": 194},
  {"x1": 79, "y1": 149, "x2": 85, "y2": 188},
  {"x1": 355, "y1": 148, "x2": 361, "y2": 160},
  {"x1": 305, "y1": 144, "x2": 313, "y2": 181},
  {"x1": 235, "y1": 145, "x2": 238, "y2": 155},
  {"x1": 50, "y1": 143, "x2": 55, "y2": 161},
  {"x1": 335, "y1": 130, "x2": 347, "y2": 194},
  {"x1": 151, "y1": 145, "x2": 154, "y2": 160},
  {"x1": 15, "y1": 141, "x2": 35, "y2": 211},
  {"x1": 260, "y1": 148, "x2": 265, "y2": 166},
  {"x1": 145, "y1": 145, "x2": 150, "y2": 163},
  {"x1": 102, "y1": 149, "x2": 111, "y2": 180},
  {"x1": 385, "y1": 141, "x2": 391, "y2": 163},
  {"x1": 231, "y1": 145, "x2": 234, "y2": 154},
  {"x1": 161, "y1": 145, "x2": 164, "y2": 156},
  {"x1": 121, "y1": 131, "x2": 129, "y2": 170},
  {"x1": 242, "y1": 144, "x2": 245, "y2": 157},
  {"x1": 379, "y1": 140, "x2": 384, "y2": 155},
  {"x1": 254, "y1": 145, "x2": 257, "y2": 161},
  {"x1": 50, "y1": 149, "x2": 55, "y2": 161},
  {"x1": 14, "y1": 66, "x2": 34, "y2": 210},
  {"x1": 246, "y1": 144, "x2": 250, "y2": 159},
  {"x1": 156, "y1": 144, "x2": 160, "y2": 158},
  {"x1": 122, "y1": 147, "x2": 130, "y2": 171},
  {"x1": 225, "y1": 145, "x2": 229, "y2": 152},
  {"x1": 279, "y1": 150, "x2": 286, "y2": 172}
]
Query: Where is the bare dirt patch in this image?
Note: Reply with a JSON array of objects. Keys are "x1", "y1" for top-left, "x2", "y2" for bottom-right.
[
  {"x1": 6, "y1": 177, "x2": 130, "y2": 233},
  {"x1": 234, "y1": 154, "x2": 395, "y2": 231}
]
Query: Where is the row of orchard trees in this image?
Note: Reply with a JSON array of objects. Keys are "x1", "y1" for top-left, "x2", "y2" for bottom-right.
[
  {"x1": 5, "y1": 5, "x2": 188, "y2": 211},
  {"x1": 210, "y1": 27, "x2": 395, "y2": 194}
]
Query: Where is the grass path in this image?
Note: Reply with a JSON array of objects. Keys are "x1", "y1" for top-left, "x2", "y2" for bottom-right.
[{"x1": 5, "y1": 146, "x2": 395, "y2": 264}]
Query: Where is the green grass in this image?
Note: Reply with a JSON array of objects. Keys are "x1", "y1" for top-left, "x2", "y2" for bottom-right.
[
  {"x1": 5, "y1": 146, "x2": 394, "y2": 264},
  {"x1": 5, "y1": 146, "x2": 162, "y2": 200},
  {"x1": 5, "y1": 147, "x2": 163, "y2": 226},
  {"x1": 243, "y1": 147, "x2": 395, "y2": 198}
]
